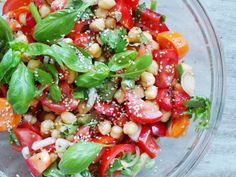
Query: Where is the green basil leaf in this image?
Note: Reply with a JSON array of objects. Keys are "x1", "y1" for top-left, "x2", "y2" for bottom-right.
[
  {"x1": 9, "y1": 129, "x2": 21, "y2": 146},
  {"x1": 0, "y1": 49, "x2": 21, "y2": 81},
  {"x1": 44, "y1": 64, "x2": 59, "y2": 84},
  {"x1": 108, "y1": 50, "x2": 138, "y2": 71},
  {"x1": 177, "y1": 63, "x2": 184, "y2": 80},
  {"x1": 43, "y1": 162, "x2": 66, "y2": 177},
  {"x1": 123, "y1": 51, "x2": 152, "y2": 79},
  {"x1": 34, "y1": 68, "x2": 53, "y2": 85},
  {"x1": 73, "y1": 89, "x2": 88, "y2": 100},
  {"x1": 34, "y1": 9, "x2": 78, "y2": 42},
  {"x1": 27, "y1": 43, "x2": 64, "y2": 69},
  {"x1": 75, "y1": 62, "x2": 110, "y2": 88},
  {"x1": 0, "y1": 16, "x2": 13, "y2": 55},
  {"x1": 59, "y1": 142, "x2": 104, "y2": 174},
  {"x1": 96, "y1": 80, "x2": 118, "y2": 101},
  {"x1": 107, "y1": 159, "x2": 123, "y2": 176},
  {"x1": 9, "y1": 41, "x2": 29, "y2": 52},
  {"x1": 29, "y1": 2, "x2": 41, "y2": 23},
  {"x1": 49, "y1": 84, "x2": 62, "y2": 102},
  {"x1": 99, "y1": 28, "x2": 128, "y2": 53},
  {"x1": 54, "y1": 42, "x2": 93, "y2": 72},
  {"x1": 7, "y1": 63, "x2": 36, "y2": 114}
]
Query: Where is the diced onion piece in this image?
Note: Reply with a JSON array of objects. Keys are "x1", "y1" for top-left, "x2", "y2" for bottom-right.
[
  {"x1": 55, "y1": 138, "x2": 70, "y2": 152},
  {"x1": 22, "y1": 146, "x2": 30, "y2": 159},
  {"x1": 31, "y1": 137, "x2": 56, "y2": 151},
  {"x1": 128, "y1": 125, "x2": 142, "y2": 142},
  {"x1": 121, "y1": 147, "x2": 140, "y2": 168},
  {"x1": 181, "y1": 71, "x2": 195, "y2": 96}
]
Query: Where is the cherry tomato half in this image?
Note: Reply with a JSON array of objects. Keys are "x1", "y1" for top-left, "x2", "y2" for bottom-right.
[{"x1": 2, "y1": 0, "x2": 31, "y2": 15}]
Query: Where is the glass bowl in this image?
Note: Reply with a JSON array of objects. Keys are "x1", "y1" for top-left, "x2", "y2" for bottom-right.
[{"x1": 0, "y1": 0, "x2": 225, "y2": 177}]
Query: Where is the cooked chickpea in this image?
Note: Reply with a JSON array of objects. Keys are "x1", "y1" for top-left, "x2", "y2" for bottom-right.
[
  {"x1": 78, "y1": 102, "x2": 90, "y2": 114},
  {"x1": 39, "y1": 4, "x2": 51, "y2": 18},
  {"x1": 128, "y1": 27, "x2": 142, "y2": 43},
  {"x1": 148, "y1": 40, "x2": 160, "y2": 50},
  {"x1": 147, "y1": 60, "x2": 158, "y2": 75},
  {"x1": 105, "y1": 17, "x2": 116, "y2": 29},
  {"x1": 22, "y1": 53, "x2": 31, "y2": 62},
  {"x1": 98, "y1": 120, "x2": 112, "y2": 135},
  {"x1": 51, "y1": 130, "x2": 61, "y2": 139},
  {"x1": 88, "y1": 43, "x2": 102, "y2": 58},
  {"x1": 140, "y1": 72, "x2": 156, "y2": 87},
  {"x1": 40, "y1": 120, "x2": 54, "y2": 135},
  {"x1": 114, "y1": 89, "x2": 125, "y2": 104},
  {"x1": 161, "y1": 111, "x2": 171, "y2": 122},
  {"x1": 134, "y1": 85, "x2": 145, "y2": 98},
  {"x1": 145, "y1": 86, "x2": 158, "y2": 100},
  {"x1": 96, "y1": 35, "x2": 104, "y2": 46},
  {"x1": 43, "y1": 112, "x2": 56, "y2": 121},
  {"x1": 66, "y1": 135, "x2": 74, "y2": 141},
  {"x1": 27, "y1": 60, "x2": 42, "y2": 70},
  {"x1": 98, "y1": 0, "x2": 116, "y2": 10},
  {"x1": 89, "y1": 18, "x2": 105, "y2": 32},
  {"x1": 95, "y1": 8, "x2": 108, "y2": 18},
  {"x1": 19, "y1": 13, "x2": 27, "y2": 25},
  {"x1": 54, "y1": 117, "x2": 63, "y2": 130},
  {"x1": 110, "y1": 126, "x2": 123, "y2": 139},
  {"x1": 61, "y1": 112, "x2": 77, "y2": 124},
  {"x1": 67, "y1": 69, "x2": 78, "y2": 84},
  {"x1": 142, "y1": 31, "x2": 153, "y2": 41},
  {"x1": 123, "y1": 121, "x2": 139, "y2": 136}
]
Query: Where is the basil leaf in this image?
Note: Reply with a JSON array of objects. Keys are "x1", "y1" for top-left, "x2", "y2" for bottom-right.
[
  {"x1": 28, "y1": 43, "x2": 64, "y2": 69},
  {"x1": 0, "y1": 49, "x2": 21, "y2": 81},
  {"x1": 99, "y1": 28, "x2": 128, "y2": 53},
  {"x1": 9, "y1": 129, "x2": 21, "y2": 146},
  {"x1": 59, "y1": 142, "x2": 104, "y2": 174},
  {"x1": 43, "y1": 162, "x2": 66, "y2": 177},
  {"x1": 123, "y1": 51, "x2": 152, "y2": 79},
  {"x1": 75, "y1": 62, "x2": 110, "y2": 88},
  {"x1": 73, "y1": 89, "x2": 88, "y2": 100},
  {"x1": 44, "y1": 64, "x2": 59, "y2": 84},
  {"x1": 7, "y1": 63, "x2": 36, "y2": 114},
  {"x1": 29, "y1": 2, "x2": 41, "y2": 23},
  {"x1": 108, "y1": 50, "x2": 138, "y2": 71},
  {"x1": 49, "y1": 84, "x2": 62, "y2": 102},
  {"x1": 9, "y1": 41, "x2": 29, "y2": 52},
  {"x1": 77, "y1": 114, "x2": 92, "y2": 125},
  {"x1": 53, "y1": 42, "x2": 93, "y2": 72},
  {"x1": 177, "y1": 63, "x2": 184, "y2": 80},
  {"x1": 34, "y1": 68, "x2": 53, "y2": 85},
  {"x1": 34, "y1": 9, "x2": 78, "y2": 42},
  {"x1": 107, "y1": 159, "x2": 123, "y2": 176},
  {"x1": 96, "y1": 80, "x2": 118, "y2": 101},
  {"x1": 0, "y1": 17, "x2": 13, "y2": 55}
]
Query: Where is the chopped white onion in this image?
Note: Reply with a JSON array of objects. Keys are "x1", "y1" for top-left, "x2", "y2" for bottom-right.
[
  {"x1": 21, "y1": 146, "x2": 30, "y2": 159},
  {"x1": 128, "y1": 125, "x2": 142, "y2": 142},
  {"x1": 55, "y1": 138, "x2": 70, "y2": 152},
  {"x1": 121, "y1": 147, "x2": 140, "y2": 168},
  {"x1": 87, "y1": 88, "x2": 98, "y2": 109},
  {"x1": 181, "y1": 71, "x2": 195, "y2": 96},
  {"x1": 31, "y1": 137, "x2": 56, "y2": 151}
]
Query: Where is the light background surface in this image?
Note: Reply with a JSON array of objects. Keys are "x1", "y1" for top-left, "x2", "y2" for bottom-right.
[{"x1": 190, "y1": 1, "x2": 236, "y2": 177}]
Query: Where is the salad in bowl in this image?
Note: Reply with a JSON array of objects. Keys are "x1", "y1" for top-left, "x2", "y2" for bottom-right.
[{"x1": 0, "y1": 0, "x2": 211, "y2": 176}]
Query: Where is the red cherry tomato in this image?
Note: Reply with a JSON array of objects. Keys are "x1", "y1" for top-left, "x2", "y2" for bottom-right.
[
  {"x1": 13, "y1": 128, "x2": 42, "y2": 151},
  {"x1": 99, "y1": 144, "x2": 136, "y2": 177},
  {"x1": 137, "y1": 126, "x2": 160, "y2": 158},
  {"x1": 2, "y1": 0, "x2": 31, "y2": 14},
  {"x1": 114, "y1": 0, "x2": 134, "y2": 29},
  {"x1": 153, "y1": 49, "x2": 178, "y2": 88},
  {"x1": 156, "y1": 88, "x2": 173, "y2": 111},
  {"x1": 39, "y1": 81, "x2": 79, "y2": 113},
  {"x1": 94, "y1": 101, "x2": 121, "y2": 117},
  {"x1": 125, "y1": 92, "x2": 162, "y2": 124},
  {"x1": 26, "y1": 13, "x2": 36, "y2": 28},
  {"x1": 150, "y1": 122, "x2": 167, "y2": 137},
  {"x1": 73, "y1": 125, "x2": 91, "y2": 143},
  {"x1": 126, "y1": 0, "x2": 139, "y2": 11},
  {"x1": 0, "y1": 84, "x2": 8, "y2": 97},
  {"x1": 171, "y1": 107, "x2": 186, "y2": 119},
  {"x1": 91, "y1": 135, "x2": 117, "y2": 145},
  {"x1": 51, "y1": 0, "x2": 68, "y2": 12},
  {"x1": 140, "y1": 8, "x2": 162, "y2": 25},
  {"x1": 74, "y1": 33, "x2": 91, "y2": 48},
  {"x1": 173, "y1": 84, "x2": 190, "y2": 108},
  {"x1": 18, "y1": 121, "x2": 41, "y2": 135}
]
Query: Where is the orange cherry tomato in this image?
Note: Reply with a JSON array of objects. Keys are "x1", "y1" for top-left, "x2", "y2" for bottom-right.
[
  {"x1": 167, "y1": 115, "x2": 190, "y2": 138},
  {"x1": 157, "y1": 31, "x2": 189, "y2": 58},
  {"x1": 0, "y1": 98, "x2": 22, "y2": 132}
]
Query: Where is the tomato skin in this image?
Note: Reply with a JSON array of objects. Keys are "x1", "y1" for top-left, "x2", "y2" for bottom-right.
[
  {"x1": 0, "y1": 84, "x2": 8, "y2": 97},
  {"x1": 51, "y1": 0, "x2": 68, "y2": 12},
  {"x1": 26, "y1": 13, "x2": 36, "y2": 28},
  {"x1": 99, "y1": 144, "x2": 136, "y2": 177},
  {"x1": 125, "y1": 92, "x2": 162, "y2": 124},
  {"x1": 153, "y1": 49, "x2": 178, "y2": 88},
  {"x1": 18, "y1": 121, "x2": 41, "y2": 135},
  {"x1": 137, "y1": 126, "x2": 160, "y2": 158},
  {"x1": 126, "y1": 0, "x2": 139, "y2": 11},
  {"x1": 150, "y1": 122, "x2": 167, "y2": 137},
  {"x1": 13, "y1": 128, "x2": 42, "y2": 150},
  {"x1": 91, "y1": 135, "x2": 117, "y2": 145},
  {"x1": 2, "y1": 0, "x2": 31, "y2": 14},
  {"x1": 140, "y1": 8, "x2": 162, "y2": 25},
  {"x1": 74, "y1": 33, "x2": 91, "y2": 48},
  {"x1": 114, "y1": 0, "x2": 134, "y2": 29},
  {"x1": 94, "y1": 101, "x2": 120, "y2": 117},
  {"x1": 156, "y1": 88, "x2": 173, "y2": 111},
  {"x1": 7, "y1": 18, "x2": 21, "y2": 31},
  {"x1": 73, "y1": 125, "x2": 91, "y2": 143}
]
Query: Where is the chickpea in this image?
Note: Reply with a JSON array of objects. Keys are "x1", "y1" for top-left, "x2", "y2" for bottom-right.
[
  {"x1": 98, "y1": 0, "x2": 116, "y2": 10},
  {"x1": 133, "y1": 85, "x2": 145, "y2": 98},
  {"x1": 95, "y1": 8, "x2": 108, "y2": 18},
  {"x1": 89, "y1": 18, "x2": 105, "y2": 32},
  {"x1": 98, "y1": 120, "x2": 112, "y2": 135},
  {"x1": 78, "y1": 102, "x2": 90, "y2": 114},
  {"x1": 110, "y1": 126, "x2": 123, "y2": 139},
  {"x1": 142, "y1": 31, "x2": 153, "y2": 41},
  {"x1": 88, "y1": 43, "x2": 102, "y2": 58},
  {"x1": 123, "y1": 121, "x2": 139, "y2": 136},
  {"x1": 43, "y1": 113, "x2": 56, "y2": 121},
  {"x1": 51, "y1": 130, "x2": 61, "y2": 139},
  {"x1": 41, "y1": 120, "x2": 54, "y2": 135},
  {"x1": 27, "y1": 60, "x2": 42, "y2": 71},
  {"x1": 67, "y1": 69, "x2": 78, "y2": 84},
  {"x1": 140, "y1": 72, "x2": 155, "y2": 87},
  {"x1": 161, "y1": 111, "x2": 171, "y2": 122},
  {"x1": 147, "y1": 60, "x2": 158, "y2": 75},
  {"x1": 114, "y1": 89, "x2": 125, "y2": 104},
  {"x1": 105, "y1": 17, "x2": 116, "y2": 29},
  {"x1": 39, "y1": 4, "x2": 51, "y2": 18},
  {"x1": 61, "y1": 112, "x2": 77, "y2": 124},
  {"x1": 128, "y1": 27, "x2": 142, "y2": 43},
  {"x1": 145, "y1": 86, "x2": 158, "y2": 100}
]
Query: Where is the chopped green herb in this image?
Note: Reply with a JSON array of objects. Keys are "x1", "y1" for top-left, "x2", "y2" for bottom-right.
[
  {"x1": 9, "y1": 130, "x2": 21, "y2": 146},
  {"x1": 107, "y1": 159, "x2": 123, "y2": 176},
  {"x1": 161, "y1": 15, "x2": 166, "y2": 22},
  {"x1": 177, "y1": 63, "x2": 184, "y2": 80},
  {"x1": 97, "y1": 80, "x2": 118, "y2": 101},
  {"x1": 61, "y1": 125, "x2": 78, "y2": 136},
  {"x1": 49, "y1": 84, "x2": 62, "y2": 102},
  {"x1": 150, "y1": 0, "x2": 157, "y2": 11}
]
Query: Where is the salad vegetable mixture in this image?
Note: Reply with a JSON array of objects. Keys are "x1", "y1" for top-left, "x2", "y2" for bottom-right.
[{"x1": 0, "y1": 0, "x2": 211, "y2": 176}]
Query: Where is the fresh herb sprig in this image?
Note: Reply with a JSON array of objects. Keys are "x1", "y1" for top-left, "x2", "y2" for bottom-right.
[{"x1": 185, "y1": 97, "x2": 211, "y2": 130}]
